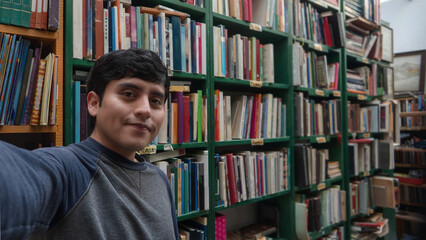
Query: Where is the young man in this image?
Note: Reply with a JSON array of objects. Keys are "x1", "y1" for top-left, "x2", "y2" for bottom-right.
[{"x1": 0, "y1": 49, "x2": 179, "y2": 239}]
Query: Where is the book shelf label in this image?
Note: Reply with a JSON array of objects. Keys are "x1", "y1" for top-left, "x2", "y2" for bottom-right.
[
  {"x1": 362, "y1": 58, "x2": 369, "y2": 63},
  {"x1": 250, "y1": 81, "x2": 263, "y2": 88},
  {"x1": 168, "y1": 70, "x2": 174, "y2": 77},
  {"x1": 333, "y1": 91, "x2": 341, "y2": 97},
  {"x1": 363, "y1": 133, "x2": 371, "y2": 138},
  {"x1": 357, "y1": 94, "x2": 367, "y2": 100},
  {"x1": 139, "y1": 145, "x2": 157, "y2": 155},
  {"x1": 251, "y1": 139, "x2": 264, "y2": 146},
  {"x1": 364, "y1": 171, "x2": 370, "y2": 177},
  {"x1": 317, "y1": 183, "x2": 326, "y2": 191},
  {"x1": 164, "y1": 144, "x2": 174, "y2": 151},
  {"x1": 249, "y1": 23, "x2": 262, "y2": 32},
  {"x1": 316, "y1": 137, "x2": 326, "y2": 143},
  {"x1": 314, "y1": 43, "x2": 323, "y2": 51},
  {"x1": 315, "y1": 89, "x2": 325, "y2": 96}
]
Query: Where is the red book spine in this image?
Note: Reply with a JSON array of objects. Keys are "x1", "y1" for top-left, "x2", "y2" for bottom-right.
[
  {"x1": 183, "y1": 95, "x2": 190, "y2": 143},
  {"x1": 256, "y1": 39, "x2": 260, "y2": 81},
  {"x1": 249, "y1": 94, "x2": 258, "y2": 139},
  {"x1": 226, "y1": 153, "x2": 238, "y2": 205},
  {"x1": 248, "y1": 0, "x2": 253, "y2": 22},
  {"x1": 243, "y1": 0, "x2": 250, "y2": 22}
]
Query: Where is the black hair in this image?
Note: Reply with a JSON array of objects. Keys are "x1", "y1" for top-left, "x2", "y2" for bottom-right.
[{"x1": 86, "y1": 48, "x2": 169, "y2": 133}]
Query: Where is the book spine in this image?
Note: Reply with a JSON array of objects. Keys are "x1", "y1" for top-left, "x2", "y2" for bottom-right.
[
  {"x1": 47, "y1": 0, "x2": 59, "y2": 31},
  {"x1": 29, "y1": 59, "x2": 46, "y2": 126}
]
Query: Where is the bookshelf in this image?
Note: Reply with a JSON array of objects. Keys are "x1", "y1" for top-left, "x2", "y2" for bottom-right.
[
  {"x1": 0, "y1": 1, "x2": 64, "y2": 148},
  {"x1": 63, "y1": 0, "x2": 397, "y2": 239}
]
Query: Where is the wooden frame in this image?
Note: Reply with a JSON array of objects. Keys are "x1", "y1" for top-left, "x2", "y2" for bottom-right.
[
  {"x1": 381, "y1": 24, "x2": 394, "y2": 63},
  {"x1": 394, "y1": 50, "x2": 426, "y2": 93}
]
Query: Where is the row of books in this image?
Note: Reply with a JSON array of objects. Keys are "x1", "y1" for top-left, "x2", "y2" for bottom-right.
[
  {"x1": 292, "y1": 1, "x2": 345, "y2": 48},
  {"x1": 348, "y1": 139, "x2": 394, "y2": 175},
  {"x1": 157, "y1": 89, "x2": 207, "y2": 145},
  {"x1": 216, "y1": 149, "x2": 289, "y2": 207},
  {"x1": 345, "y1": 0, "x2": 381, "y2": 25},
  {"x1": 395, "y1": 147, "x2": 426, "y2": 166},
  {"x1": 0, "y1": 0, "x2": 59, "y2": 31},
  {"x1": 293, "y1": 42, "x2": 340, "y2": 90},
  {"x1": 214, "y1": 91, "x2": 286, "y2": 141},
  {"x1": 294, "y1": 144, "x2": 341, "y2": 188},
  {"x1": 398, "y1": 183, "x2": 426, "y2": 205},
  {"x1": 295, "y1": 186, "x2": 346, "y2": 236},
  {"x1": 153, "y1": 150, "x2": 209, "y2": 216},
  {"x1": 351, "y1": 213, "x2": 389, "y2": 239},
  {"x1": 213, "y1": 0, "x2": 288, "y2": 32},
  {"x1": 213, "y1": 29, "x2": 275, "y2": 83},
  {"x1": 179, "y1": 217, "x2": 208, "y2": 240},
  {"x1": 399, "y1": 96, "x2": 426, "y2": 128},
  {"x1": 346, "y1": 28, "x2": 382, "y2": 60},
  {"x1": 294, "y1": 93, "x2": 342, "y2": 137},
  {"x1": 346, "y1": 64, "x2": 377, "y2": 95},
  {"x1": 0, "y1": 33, "x2": 59, "y2": 126},
  {"x1": 349, "y1": 178, "x2": 374, "y2": 216},
  {"x1": 73, "y1": 3, "x2": 207, "y2": 75},
  {"x1": 179, "y1": 0, "x2": 204, "y2": 8},
  {"x1": 347, "y1": 102, "x2": 379, "y2": 133}
]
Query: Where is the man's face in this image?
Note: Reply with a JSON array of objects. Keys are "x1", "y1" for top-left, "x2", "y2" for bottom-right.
[{"x1": 88, "y1": 77, "x2": 166, "y2": 160}]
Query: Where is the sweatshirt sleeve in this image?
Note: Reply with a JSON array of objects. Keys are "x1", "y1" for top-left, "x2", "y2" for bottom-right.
[{"x1": 0, "y1": 141, "x2": 66, "y2": 240}]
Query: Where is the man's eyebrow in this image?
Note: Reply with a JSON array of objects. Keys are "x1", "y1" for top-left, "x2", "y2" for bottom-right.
[{"x1": 116, "y1": 82, "x2": 141, "y2": 90}]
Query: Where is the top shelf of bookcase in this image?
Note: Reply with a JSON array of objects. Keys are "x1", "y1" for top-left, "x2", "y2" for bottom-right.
[{"x1": 0, "y1": 24, "x2": 58, "y2": 41}]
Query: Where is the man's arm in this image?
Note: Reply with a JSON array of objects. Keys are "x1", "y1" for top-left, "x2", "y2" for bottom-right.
[{"x1": 0, "y1": 141, "x2": 65, "y2": 240}]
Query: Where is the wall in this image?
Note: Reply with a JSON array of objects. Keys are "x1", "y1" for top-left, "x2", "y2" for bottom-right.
[{"x1": 381, "y1": 0, "x2": 426, "y2": 53}]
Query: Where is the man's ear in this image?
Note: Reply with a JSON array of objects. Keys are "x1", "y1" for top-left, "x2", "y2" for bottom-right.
[{"x1": 87, "y1": 91, "x2": 100, "y2": 117}]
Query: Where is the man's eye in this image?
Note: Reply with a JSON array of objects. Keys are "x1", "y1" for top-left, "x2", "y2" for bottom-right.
[
  {"x1": 122, "y1": 92, "x2": 134, "y2": 97},
  {"x1": 151, "y1": 99, "x2": 162, "y2": 105}
]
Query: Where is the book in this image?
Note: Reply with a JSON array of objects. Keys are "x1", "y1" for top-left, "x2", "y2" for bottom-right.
[{"x1": 29, "y1": 58, "x2": 47, "y2": 125}]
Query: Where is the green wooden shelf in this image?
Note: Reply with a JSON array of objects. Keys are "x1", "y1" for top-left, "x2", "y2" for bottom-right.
[
  {"x1": 215, "y1": 189, "x2": 291, "y2": 211},
  {"x1": 133, "y1": 0, "x2": 206, "y2": 19},
  {"x1": 214, "y1": 137, "x2": 291, "y2": 147},
  {"x1": 294, "y1": 86, "x2": 341, "y2": 98},
  {"x1": 155, "y1": 142, "x2": 208, "y2": 151},
  {"x1": 177, "y1": 210, "x2": 209, "y2": 222},
  {"x1": 214, "y1": 77, "x2": 289, "y2": 91},
  {"x1": 212, "y1": 13, "x2": 289, "y2": 42},
  {"x1": 295, "y1": 134, "x2": 338, "y2": 144},
  {"x1": 169, "y1": 70, "x2": 207, "y2": 80},
  {"x1": 350, "y1": 168, "x2": 381, "y2": 179},
  {"x1": 295, "y1": 176, "x2": 343, "y2": 192},
  {"x1": 347, "y1": 92, "x2": 376, "y2": 101},
  {"x1": 73, "y1": 58, "x2": 95, "y2": 69}
]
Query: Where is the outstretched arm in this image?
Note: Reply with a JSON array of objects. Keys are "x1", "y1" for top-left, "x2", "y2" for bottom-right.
[{"x1": 0, "y1": 141, "x2": 65, "y2": 240}]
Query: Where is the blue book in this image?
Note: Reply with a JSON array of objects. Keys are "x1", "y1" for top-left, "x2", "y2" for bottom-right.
[
  {"x1": 154, "y1": 15, "x2": 162, "y2": 61},
  {"x1": 0, "y1": 35, "x2": 17, "y2": 118},
  {"x1": 9, "y1": 39, "x2": 30, "y2": 124},
  {"x1": 0, "y1": 34, "x2": 10, "y2": 71},
  {"x1": 1, "y1": 36, "x2": 20, "y2": 125},
  {"x1": 191, "y1": 162, "x2": 200, "y2": 211},
  {"x1": 180, "y1": 25, "x2": 186, "y2": 72},
  {"x1": 110, "y1": 7, "x2": 116, "y2": 51},
  {"x1": 220, "y1": 25, "x2": 226, "y2": 77},
  {"x1": 87, "y1": 0, "x2": 93, "y2": 58},
  {"x1": 419, "y1": 95, "x2": 422, "y2": 110},
  {"x1": 73, "y1": 81, "x2": 81, "y2": 142},
  {"x1": 148, "y1": 14, "x2": 154, "y2": 51},
  {"x1": 190, "y1": 20, "x2": 197, "y2": 73},
  {"x1": 4, "y1": 38, "x2": 25, "y2": 124},
  {"x1": 171, "y1": 16, "x2": 182, "y2": 71}
]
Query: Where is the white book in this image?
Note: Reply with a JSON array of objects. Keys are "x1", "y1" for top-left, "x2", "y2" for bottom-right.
[
  {"x1": 263, "y1": 44, "x2": 274, "y2": 83},
  {"x1": 159, "y1": 12, "x2": 167, "y2": 65},
  {"x1": 195, "y1": 23, "x2": 200, "y2": 74},
  {"x1": 225, "y1": 95, "x2": 232, "y2": 141},
  {"x1": 231, "y1": 95, "x2": 247, "y2": 139},
  {"x1": 252, "y1": 0, "x2": 267, "y2": 26},
  {"x1": 120, "y1": 4, "x2": 126, "y2": 49},
  {"x1": 39, "y1": 53, "x2": 55, "y2": 126},
  {"x1": 213, "y1": 26, "x2": 219, "y2": 76},
  {"x1": 154, "y1": 20, "x2": 159, "y2": 53},
  {"x1": 271, "y1": 97, "x2": 278, "y2": 138},
  {"x1": 103, "y1": 9, "x2": 109, "y2": 54},
  {"x1": 73, "y1": 0, "x2": 83, "y2": 59},
  {"x1": 158, "y1": 100, "x2": 168, "y2": 144},
  {"x1": 155, "y1": 161, "x2": 169, "y2": 176},
  {"x1": 218, "y1": 161, "x2": 228, "y2": 206},
  {"x1": 193, "y1": 150, "x2": 209, "y2": 210},
  {"x1": 292, "y1": 43, "x2": 301, "y2": 86},
  {"x1": 240, "y1": 151, "x2": 255, "y2": 199}
]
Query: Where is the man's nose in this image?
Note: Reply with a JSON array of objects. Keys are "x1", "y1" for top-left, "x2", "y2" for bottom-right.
[{"x1": 134, "y1": 96, "x2": 151, "y2": 118}]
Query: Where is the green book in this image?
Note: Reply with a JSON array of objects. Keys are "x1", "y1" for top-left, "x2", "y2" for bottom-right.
[
  {"x1": 1, "y1": 0, "x2": 12, "y2": 24},
  {"x1": 20, "y1": 0, "x2": 30, "y2": 27},
  {"x1": 10, "y1": 0, "x2": 21, "y2": 26},
  {"x1": 135, "y1": 6, "x2": 142, "y2": 48}
]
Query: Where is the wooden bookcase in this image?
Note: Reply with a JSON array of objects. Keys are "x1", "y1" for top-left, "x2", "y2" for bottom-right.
[
  {"x1": 63, "y1": 0, "x2": 396, "y2": 239},
  {"x1": 0, "y1": 0, "x2": 64, "y2": 147}
]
